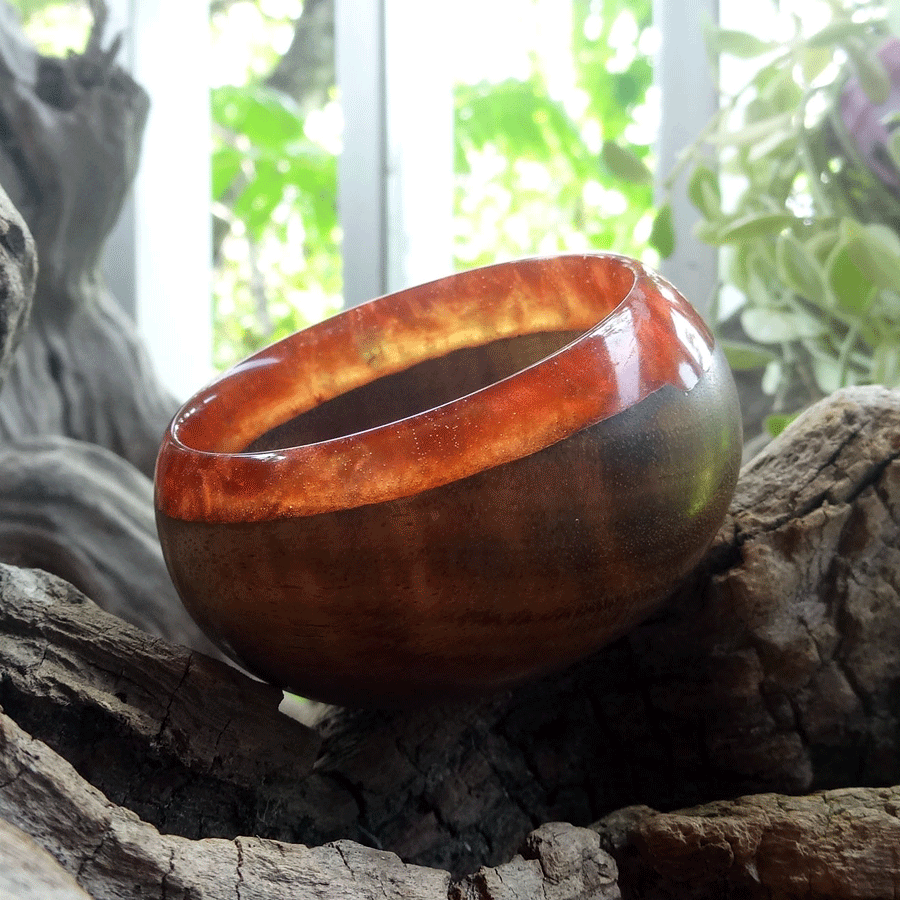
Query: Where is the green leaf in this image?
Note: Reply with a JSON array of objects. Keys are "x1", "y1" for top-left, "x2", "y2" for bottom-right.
[
  {"x1": 212, "y1": 85, "x2": 305, "y2": 153},
  {"x1": 744, "y1": 267, "x2": 776, "y2": 308},
  {"x1": 601, "y1": 140, "x2": 652, "y2": 184},
  {"x1": 707, "y1": 27, "x2": 777, "y2": 59},
  {"x1": 746, "y1": 127, "x2": 799, "y2": 164},
  {"x1": 872, "y1": 340, "x2": 900, "y2": 387},
  {"x1": 804, "y1": 19, "x2": 870, "y2": 50},
  {"x1": 800, "y1": 46, "x2": 833, "y2": 83},
  {"x1": 827, "y1": 242, "x2": 876, "y2": 314},
  {"x1": 720, "y1": 340, "x2": 776, "y2": 370},
  {"x1": 765, "y1": 412, "x2": 799, "y2": 437},
  {"x1": 232, "y1": 159, "x2": 285, "y2": 241},
  {"x1": 841, "y1": 220, "x2": 900, "y2": 292},
  {"x1": 455, "y1": 79, "x2": 595, "y2": 179},
  {"x1": 888, "y1": 131, "x2": 900, "y2": 174},
  {"x1": 648, "y1": 203, "x2": 675, "y2": 258},
  {"x1": 775, "y1": 232, "x2": 827, "y2": 302},
  {"x1": 687, "y1": 164, "x2": 721, "y2": 219},
  {"x1": 811, "y1": 354, "x2": 842, "y2": 394},
  {"x1": 741, "y1": 307, "x2": 826, "y2": 343},
  {"x1": 211, "y1": 146, "x2": 243, "y2": 200},
  {"x1": 761, "y1": 359, "x2": 782, "y2": 394},
  {"x1": 709, "y1": 112, "x2": 794, "y2": 147},
  {"x1": 704, "y1": 212, "x2": 795, "y2": 245},
  {"x1": 845, "y1": 38, "x2": 891, "y2": 105}
]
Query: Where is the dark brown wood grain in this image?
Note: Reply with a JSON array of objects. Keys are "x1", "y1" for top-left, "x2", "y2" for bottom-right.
[{"x1": 156, "y1": 255, "x2": 742, "y2": 706}]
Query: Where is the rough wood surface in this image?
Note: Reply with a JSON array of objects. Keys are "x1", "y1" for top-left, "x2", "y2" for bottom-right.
[
  {"x1": 2, "y1": 386, "x2": 900, "y2": 899},
  {"x1": 0, "y1": 178, "x2": 36, "y2": 387},
  {"x1": 0, "y1": 564, "x2": 321, "y2": 836},
  {"x1": 309, "y1": 384, "x2": 900, "y2": 873},
  {"x1": 0, "y1": 819, "x2": 92, "y2": 900},
  {"x1": 0, "y1": 710, "x2": 451, "y2": 900},
  {"x1": 0, "y1": 707, "x2": 621, "y2": 899},
  {"x1": 0, "y1": 11, "x2": 896, "y2": 888},
  {"x1": 0, "y1": 3, "x2": 177, "y2": 477},
  {"x1": 0, "y1": 435, "x2": 214, "y2": 650},
  {"x1": 597, "y1": 787, "x2": 900, "y2": 899}
]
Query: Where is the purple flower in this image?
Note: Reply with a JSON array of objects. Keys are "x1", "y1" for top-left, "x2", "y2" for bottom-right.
[{"x1": 840, "y1": 37, "x2": 900, "y2": 191}]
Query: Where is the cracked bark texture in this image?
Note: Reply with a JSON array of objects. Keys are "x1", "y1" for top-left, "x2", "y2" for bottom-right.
[
  {"x1": 0, "y1": 435, "x2": 215, "y2": 651},
  {"x1": 3, "y1": 386, "x2": 900, "y2": 898},
  {"x1": 0, "y1": 3, "x2": 178, "y2": 477},
  {"x1": 597, "y1": 787, "x2": 900, "y2": 899},
  {"x1": 307, "y1": 384, "x2": 900, "y2": 874},
  {"x1": 0, "y1": 177, "x2": 35, "y2": 387},
  {"x1": 0, "y1": 706, "x2": 620, "y2": 899}
]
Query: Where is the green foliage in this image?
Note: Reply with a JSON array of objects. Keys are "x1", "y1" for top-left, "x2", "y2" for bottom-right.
[
  {"x1": 8, "y1": 0, "x2": 72, "y2": 20},
  {"x1": 665, "y1": 1, "x2": 899, "y2": 429},
  {"x1": 452, "y1": 0, "x2": 656, "y2": 270},
  {"x1": 211, "y1": 74, "x2": 341, "y2": 368},
  {"x1": 13, "y1": 0, "x2": 660, "y2": 372},
  {"x1": 216, "y1": 0, "x2": 658, "y2": 368},
  {"x1": 8, "y1": 0, "x2": 90, "y2": 54}
]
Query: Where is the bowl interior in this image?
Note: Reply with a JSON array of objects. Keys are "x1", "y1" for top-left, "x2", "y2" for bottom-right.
[
  {"x1": 172, "y1": 255, "x2": 637, "y2": 458},
  {"x1": 245, "y1": 328, "x2": 586, "y2": 451}
]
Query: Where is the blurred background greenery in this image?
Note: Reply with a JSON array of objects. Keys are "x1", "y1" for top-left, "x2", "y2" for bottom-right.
[
  {"x1": 11, "y1": 0, "x2": 900, "y2": 437},
  {"x1": 11, "y1": 0, "x2": 658, "y2": 370}
]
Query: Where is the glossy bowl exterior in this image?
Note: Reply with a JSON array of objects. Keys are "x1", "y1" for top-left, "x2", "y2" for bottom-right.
[{"x1": 155, "y1": 254, "x2": 742, "y2": 708}]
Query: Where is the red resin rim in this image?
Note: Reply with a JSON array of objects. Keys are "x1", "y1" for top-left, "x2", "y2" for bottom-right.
[{"x1": 155, "y1": 253, "x2": 715, "y2": 523}]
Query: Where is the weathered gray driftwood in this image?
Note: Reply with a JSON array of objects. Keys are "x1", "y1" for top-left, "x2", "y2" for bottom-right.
[
  {"x1": 0, "y1": 4, "x2": 207, "y2": 648},
  {"x1": 0, "y1": 3, "x2": 177, "y2": 477},
  {"x1": 598, "y1": 787, "x2": 900, "y2": 899},
  {"x1": 2, "y1": 386, "x2": 900, "y2": 898},
  {"x1": 0, "y1": 435, "x2": 214, "y2": 651},
  {"x1": 0, "y1": 706, "x2": 620, "y2": 900}
]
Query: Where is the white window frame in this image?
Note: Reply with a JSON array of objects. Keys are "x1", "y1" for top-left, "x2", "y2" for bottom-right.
[
  {"x1": 104, "y1": 0, "x2": 212, "y2": 401},
  {"x1": 106, "y1": 0, "x2": 719, "y2": 399}
]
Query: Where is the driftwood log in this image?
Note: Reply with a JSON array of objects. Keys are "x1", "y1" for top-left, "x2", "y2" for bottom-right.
[
  {"x1": 3, "y1": 383, "x2": 900, "y2": 898},
  {"x1": 0, "y1": 2, "x2": 176, "y2": 476},
  {"x1": 0, "y1": 3, "x2": 214, "y2": 652}
]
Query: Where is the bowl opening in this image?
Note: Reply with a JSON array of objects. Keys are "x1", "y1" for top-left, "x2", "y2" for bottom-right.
[
  {"x1": 244, "y1": 326, "x2": 587, "y2": 451},
  {"x1": 170, "y1": 254, "x2": 639, "y2": 457}
]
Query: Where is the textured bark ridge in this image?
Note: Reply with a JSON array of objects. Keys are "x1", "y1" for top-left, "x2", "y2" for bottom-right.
[
  {"x1": 0, "y1": 179, "x2": 36, "y2": 385},
  {"x1": 0, "y1": 5, "x2": 208, "y2": 649},
  {"x1": 3, "y1": 386, "x2": 900, "y2": 898},
  {"x1": 598, "y1": 788, "x2": 900, "y2": 899},
  {"x1": 0, "y1": 3, "x2": 177, "y2": 477},
  {"x1": 0, "y1": 705, "x2": 618, "y2": 900}
]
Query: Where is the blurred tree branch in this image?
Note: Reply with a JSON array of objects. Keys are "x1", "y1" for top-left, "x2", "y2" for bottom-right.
[{"x1": 264, "y1": 0, "x2": 334, "y2": 114}]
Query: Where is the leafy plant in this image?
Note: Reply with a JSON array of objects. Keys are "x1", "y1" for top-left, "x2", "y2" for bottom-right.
[
  {"x1": 8, "y1": 0, "x2": 91, "y2": 55},
  {"x1": 653, "y1": 0, "x2": 900, "y2": 429},
  {"x1": 454, "y1": 0, "x2": 657, "y2": 269},
  {"x1": 211, "y1": 80, "x2": 341, "y2": 368}
]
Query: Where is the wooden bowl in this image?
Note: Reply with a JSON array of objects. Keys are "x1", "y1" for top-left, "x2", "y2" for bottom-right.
[{"x1": 155, "y1": 254, "x2": 741, "y2": 708}]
